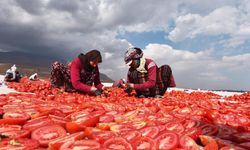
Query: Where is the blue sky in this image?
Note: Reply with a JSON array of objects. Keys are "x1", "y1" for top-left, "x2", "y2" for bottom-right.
[{"x1": 0, "y1": 0, "x2": 249, "y2": 91}]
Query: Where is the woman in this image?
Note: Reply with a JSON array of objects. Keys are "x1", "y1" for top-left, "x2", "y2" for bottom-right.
[
  {"x1": 4, "y1": 64, "x2": 21, "y2": 82},
  {"x1": 50, "y1": 49, "x2": 104, "y2": 96},
  {"x1": 123, "y1": 47, "x2": 176, "y2": 98}
]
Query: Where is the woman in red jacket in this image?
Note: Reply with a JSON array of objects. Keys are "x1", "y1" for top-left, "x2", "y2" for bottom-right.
[
  {"x1": 50, "y1": 49, "x2": 104, "y2": 96},
  {"x1": 123, "y1": 47, "x2": 176, "y2": 98}
]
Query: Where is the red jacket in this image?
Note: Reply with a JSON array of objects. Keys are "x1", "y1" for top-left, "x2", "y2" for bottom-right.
[
  {"x1": 128, "y1": 58, "x2": 176, "y2": 90},
  {"x1": 70, "y1": 57, "x2": 103, "y2": 93}
]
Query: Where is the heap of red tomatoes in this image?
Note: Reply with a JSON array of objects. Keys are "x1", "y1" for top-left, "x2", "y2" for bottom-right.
[{"x1": 0, "y1": 78, "x2": 249, "y2": 149}]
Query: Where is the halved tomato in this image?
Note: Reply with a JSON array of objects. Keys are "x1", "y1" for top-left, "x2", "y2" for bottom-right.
[
  {"x1": 31, "y1": 124, "x2": 67, "y2": 147},
  {"x1": 110, "y1": 124, "x2": 135, "y2": 134},
  {"x1": 179, "y1": 135, "x2": 200, "y2": 150},
  {"x1": 140, "y1": 126, "x2": 159, "y2": 139},
  {"x1": 0, "y1": 124, "x2": 21, "y2": 133},
  {"x1": 133, "y1": 137, "x2": 158, "y2": 150},
  {"x1": 60, "y1": 139, "x2": 101, "y2": 150},
  {"x1": 0, "y1": 138, "x2": 39, "y2": 150},
  {"x1": 66, "y1": 122, "x2": 85, "y2": 133},
  {"x1": 156, "y1": 131, "x2": 179, "y2": 150},
  {"x1": 23, "y1": 116, "x2": 53, "y2": 131},
  {"x1": 0, "y1": 129, "x2": 30, "y2": 139},
  {"x1": 103, "y1": 137, "x2": 133, "y2": 150},
  {"x1": 85, "y1": 127, "x2": 116, "y2": 144},
  {"x1": 99, "y1": 114, "x2": 114, "y2": 123},
  {"x1": 165, "y1": 122, "x2": 185, "y2": 135},
  {"x1": 49, "y1": 131, "x2": 85, "y2": 150},
  {"x1": 121, "y1": 130, "x2": 141, "y2": 143},
  {"x1": 2, "y1": 111, "x2": 31, "y2": 125}
]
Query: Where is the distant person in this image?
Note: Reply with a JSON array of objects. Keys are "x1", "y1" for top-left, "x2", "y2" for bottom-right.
[
  {"x1": 29, "y1": 73, "x2": 38, "y2": 81},
  {"x1": 123, "y1": 47, "x2": 176, "y2": 98},
  {"x1": 4, "y1": 64, "x2": 21, "y2": 82},
  {"x1": 50, "y1": 49, "x2": 106, "y2": 96}
]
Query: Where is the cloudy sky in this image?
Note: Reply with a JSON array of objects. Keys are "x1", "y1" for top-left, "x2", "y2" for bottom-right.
[{"x1": 0, "y1": 0, "x2": 249, "y2": 91}]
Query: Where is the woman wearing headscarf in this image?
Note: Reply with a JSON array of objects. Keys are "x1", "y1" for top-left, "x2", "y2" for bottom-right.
[
  {"x1": 123, "y1": 47, "x2": 176, "y2": 98},
  {"x1": 50, "y1": 49, "x2": 104, "y2": 96}
]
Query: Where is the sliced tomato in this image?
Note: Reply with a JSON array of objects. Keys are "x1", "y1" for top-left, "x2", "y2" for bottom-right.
[
  {"x1": 74, "y1": 115, "x2": 100, "y2": 127},
  {"x1": 156, "y1": 131, "x2": 179, "y2": 150},
  {"x1": 1, "y1": 111, "x2": 30, "y2": 125},
  {"x1": 31, "y1": 125, "x2": 67, "y2": 147},
  {"x1": 165, "y1": 122, "x2": 185, "y2": 135},
  {"x1": 0, "y1": 138, "x2": 39, "y2": 150},
  {"x1": 49, "y1": 131, "x2": 85, "y2": 150},
  {"x1": 103, "y1": 137, "x2": 133, "y2": 150},
  {"x1": 85, "y1": 127, "x2": 116, "y2": 144},
  {"x1": 49, "y1": 114, "x2": 68, "y2": 128},
  {"x1": 179, "y1": 135, "x2": 200, "y2": 150},
  {"x1": 133, "y1": 137, "x2": 158, "y2": 150},
  {"x1": 60, "y1": 139, "x2": 101, "y2": 150},
  {"x1": 23, "y1": 116, "x2": 53, "y2": 131},
  {"x1": 140, "y1": 126, "x2": 159, "y2": 138},
  {"x1": 96, "y1": 122, "x2": 115, "y2": 130},
  {"x1": 121, "y1": 130, "x2": 141, "y2": 143},
  {"x1": 66, "y1": 122, "x2": 85, "y2": 133},
  {"x1": 184, "y1": 128, "x2": 202, "y2": 140},
  {"x1": 200, "y1": 124, "x2": 218, "y2": 136},
  {"x1": 99, "y1": 114, "x2": 115, "y2": 123},
  {"x1": 0, "y1": 129, "x2": 30, "y2": 139},
  {"x1": 110, "y1": 124, "x2": 135, "y2": 134},
  {"x1": 0, "y1": 124, "x2": 21, "y2": 133}
]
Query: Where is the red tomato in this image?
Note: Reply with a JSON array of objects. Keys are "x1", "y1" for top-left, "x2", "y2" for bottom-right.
[
  {"x1": 60, "y1": 140, "x2": 101, "y2": 150},
  {"x1": 31, "y1": 125, "x2": 67, "y2": 147},
  {"x1": 140, "y1": 126, "x2": 160, "y2": 138},
  {"x1": 103, "y1": 137, "x2": 133, "y2": 150},
  {"x1": 0, "y1": 129, "x2": 30, "y2": 139},
  {"x1": 0, "y1": 124, "x2": 21, "y2": 132},
  {"x1": 74, "y1": 115, "x2": 100, "y2": 127},
  {"x1": 156, "y1": 131, "x2": 179, "y2": 150},
  {"x1": 165, "y1": 122, "x2": 185, "y2": 135},
  {"x1": 200, "y1": 124, "x2": 218, "y2": 136},
  {"x1": 85, "y1": 127, "x2": 116, "y2": 144},
  {"x1": 2, "y1": 111, "x2": 30, "y2": 125},
  {"x1": 110, "y1": 124, "x2": 135, "y2": 133},
  {"x1": 99, "y1": 114, "x2": 115, "y2": 123},
  {"x1": 133, "y1": 137, "x2": 158, "y2": 150},
  {"x1": 179, "y1": 135, "x2": 200, "y2": 150},
  {"x1": 49, "y1": 114, "x2": 68, "y2": 128},
  {"x1": 66, "y1": 122, "x2": 85, "y2": 133},
  {"x1": 23, "y1": 116, "x2": 53, "y2": 131},
  {"x1": 49, "y1": 131, "x2": 85, "y2": 150},
  {"x1": 121, "y1": 130, "x2": 141, "y2": 143},
  {"x1": 0, "y1": 138, "x2": 40, "y2": 150},
  {"x1": 184, "y1": 128, "x2": 202, "y2": 140},
  {"x1": 96, "y1": 122, "x2": 116, "y2": 130}
]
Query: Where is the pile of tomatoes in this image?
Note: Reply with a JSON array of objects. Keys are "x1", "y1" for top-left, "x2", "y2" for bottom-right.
[{"x1": 0, "y1": 78, "x2": 249, "y2": 149}]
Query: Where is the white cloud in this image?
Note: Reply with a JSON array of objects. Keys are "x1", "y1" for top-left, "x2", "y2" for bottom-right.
[
  {"x1": 141, "y1": 44, "x2": 250, "y2": 90},
  {"x1": 169, "y1": 4, "x2": 250, "y2": 48}
]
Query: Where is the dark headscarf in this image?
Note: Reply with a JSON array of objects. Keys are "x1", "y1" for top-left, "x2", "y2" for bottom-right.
[{"x1": 78, "y1": 49, "x2": 102, "y2": 71}]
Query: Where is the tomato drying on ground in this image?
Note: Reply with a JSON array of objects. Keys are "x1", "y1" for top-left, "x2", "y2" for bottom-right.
[{"x1": 0, "y1": 78, "x2": 249, "y2": 149}]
